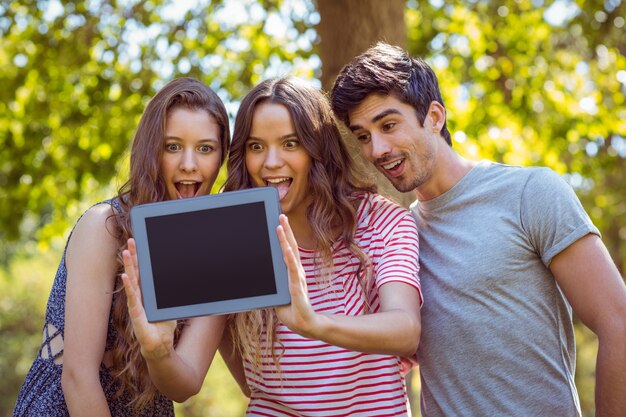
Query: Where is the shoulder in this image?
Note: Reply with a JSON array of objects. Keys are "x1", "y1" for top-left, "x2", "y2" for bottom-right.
[
  {"x1": 356, "y1": 193, "x2": 417, "y2": 239},
  {"x1": 64, "y1": 203, "x2": 121, "y2": 301},
  {"x1": 483, "y1": 161, "x2": 561, "y2": 185},
  {"x1": 475, "y1": 162, "x2": 572, "y2": 200},
  {"x1": 514, "y1": 166, "x2": 580, "y2": 205},
  {"x1": 357, "y1": 191, "x2": 411, "y2": 218},
  {"x1": 476, "y1": 160, "x2": 537, "y2": 185},
  {"x1": 68, "y1": 202, "x2": 119, "y2": 252},
  {"x1": 487, "y1": 164, "x2": 582, "y2": 214},
  {"x1": 76, "y1": 202, "x2": 117, "y2": 230},
  {"x1": 524, "y1": 166, "x2": 568, "y2": 187}
]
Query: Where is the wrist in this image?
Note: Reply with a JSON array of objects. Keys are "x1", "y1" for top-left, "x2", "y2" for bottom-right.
[
  {"x1": 141, "y1": 342, "x2": 174, "y2": 362},
  {"x1": 302, "y1": 312, "x2": 328, "y2": 340}
]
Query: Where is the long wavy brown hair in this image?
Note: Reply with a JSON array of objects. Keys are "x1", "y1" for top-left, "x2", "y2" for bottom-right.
[
  {"x1": 108, "y1": 77, "x2": 230, "y2": 411},
  {"x1": 223, "y1": 77, "x2": 375, "y2": 373}
]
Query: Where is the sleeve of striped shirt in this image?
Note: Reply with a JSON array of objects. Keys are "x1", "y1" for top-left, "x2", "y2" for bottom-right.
[{"x1": 372, "y1": 197, "x2": 422, "y2": 305}]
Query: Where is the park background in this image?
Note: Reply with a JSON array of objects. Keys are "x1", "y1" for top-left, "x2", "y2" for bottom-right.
[{"x1": 1, "y1": 0, "x2": 625, "y2": 415}]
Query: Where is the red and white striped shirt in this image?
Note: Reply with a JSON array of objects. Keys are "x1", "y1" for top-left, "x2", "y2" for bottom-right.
[{"x1": 245, "y1": 193, "x2": 421, "y2": 417}]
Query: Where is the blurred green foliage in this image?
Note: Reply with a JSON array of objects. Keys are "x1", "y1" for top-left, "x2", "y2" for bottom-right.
[
  {"x1": 0, "y1": 0, "x2": 318, "y2": 262},
  {"x1": 0, "y1": 249, "x2": 55, "y2": 415},
  {"x1": 1, "y1": 0, "x2": 624, "y2": 416}
]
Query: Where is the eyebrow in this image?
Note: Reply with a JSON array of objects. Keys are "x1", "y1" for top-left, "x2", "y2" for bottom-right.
[
  {"x1": 163, "y1": 136, "x2": 220, "y2": 142},
  {"x1": 247, "y1": 133, "x2": 297, "y2": 141},
  {"x1": 349, "y1": 108, "x2": 402, "y2": 132}
]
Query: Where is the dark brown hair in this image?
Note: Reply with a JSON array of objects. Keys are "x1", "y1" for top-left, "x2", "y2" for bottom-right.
[
  {"x1": 224, "y1": 77, "x2": 375, "y2": 371},
  {"x1": 331, "y1": 42, "x2": 452, "y2": 146},
  {"x1": 111, "y1": 77, "x2": 230, "y2": 411}
]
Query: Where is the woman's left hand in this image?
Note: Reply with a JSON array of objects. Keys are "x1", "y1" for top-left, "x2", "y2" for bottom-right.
[
  {"x1": 275, "y1": 214, "x2": 318, "y2": 337},
  {"x1": 121, "y1": 238, "x2": 177, "y2": 360}
]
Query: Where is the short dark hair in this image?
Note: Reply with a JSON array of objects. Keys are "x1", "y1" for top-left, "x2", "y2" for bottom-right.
[{"x1": 331, "y1": 42, "x2": 452, "y2": 146}]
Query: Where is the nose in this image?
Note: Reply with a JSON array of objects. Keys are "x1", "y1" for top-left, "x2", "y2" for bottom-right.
[
  {"x1": 180, "y1": 149, "x2": 198, "y2": 172},
  {"x1": 263, "y1": 147, "x2": 284, "y2": 170},
  {"x1": 370, "y1": 133, "x2": 392, "y2": 160}
]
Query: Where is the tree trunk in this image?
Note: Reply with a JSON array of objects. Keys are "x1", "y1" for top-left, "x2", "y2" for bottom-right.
[{"x1": 316, "y1": 0, "x2": 415, "y2": 208}]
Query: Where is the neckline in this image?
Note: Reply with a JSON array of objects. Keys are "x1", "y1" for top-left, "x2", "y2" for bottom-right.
[{"x1": 412, "y1": 159, "x2": 491, "y2": 212}]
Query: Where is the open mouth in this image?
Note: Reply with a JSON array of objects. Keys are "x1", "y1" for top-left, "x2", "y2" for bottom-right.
[
  {"x1": 175, "y1": 181, "x2": 201, "y2": 199},
  {"x1": 380, "y1": 158, "x2": 404, "y2": 177},
  {"x1": 265, "y1": 177, "x2": 292, "y2": 200}
]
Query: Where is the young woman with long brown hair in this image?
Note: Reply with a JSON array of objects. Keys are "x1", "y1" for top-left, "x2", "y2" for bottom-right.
[
  {"x1": 224, "y1": 76, "x2": 422, "y2": 416},
  {"x1": 13, "y1": 77, "x2": 230, "y2": 417}
]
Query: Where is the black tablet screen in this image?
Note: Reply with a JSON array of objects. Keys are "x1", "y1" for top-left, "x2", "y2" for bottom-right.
[{"x1": 145, "y1": 202, "x2": 277, "y2": 309}]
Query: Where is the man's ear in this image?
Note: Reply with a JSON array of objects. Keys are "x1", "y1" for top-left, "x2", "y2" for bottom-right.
[{"x1": 427, "y1": 101, "x2": 446, "y2": 133}]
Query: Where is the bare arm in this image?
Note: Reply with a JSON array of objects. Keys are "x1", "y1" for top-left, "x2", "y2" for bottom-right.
[
  {"x1": 297, "y1": 282, "x2": 421, "y2": 357},
  {"x1": 61, "y1": 204, "x2": 117, "y2": 417},
  {"x1": 122, "y1": 239, "x2": 226, "y2": 402},
  {"x1": 218, "y1": 323, "x2": 251, "y2": 397},
  {"x1": 275, "y1": 215, "x2": 421, "y2": 357},
  {"x1": 550, "y1": 234, "x2": 626, "y2": 417}
]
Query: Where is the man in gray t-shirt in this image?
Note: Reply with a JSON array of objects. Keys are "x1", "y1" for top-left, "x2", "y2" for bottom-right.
[{"x1": 331, "y1": 42, "x2": 626, "y2": 417}]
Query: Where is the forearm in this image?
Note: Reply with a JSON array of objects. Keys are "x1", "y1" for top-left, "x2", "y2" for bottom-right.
[
  {"x1": 306, "y1": 308, "x2": 420, "y2": 357},
  {"x1": 595, "y1": 331, "x2": 626, "y2": 417},
  {"x1": 62, "y1": 371, "x2": 112, "y2": 417},
  {"x1": 144, "y1": 349, "x2": 204, "y2": 402},
  {"x1": 219, "y1": 328, "x2": 250, "y2": 397},
  {"x1": 548, "y1": 236, "x2": 626, "y2": 416},
  {"x1": 147, "y1": 316, "x2": 225, "y2": 402},
  {"x1": 275, "y1": 216, "x2": 421, "y2": 358}
]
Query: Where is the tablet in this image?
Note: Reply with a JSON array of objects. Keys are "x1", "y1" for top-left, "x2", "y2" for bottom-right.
[{"x1": 130, "y1": 187, "x2": 290, "y2": 322}]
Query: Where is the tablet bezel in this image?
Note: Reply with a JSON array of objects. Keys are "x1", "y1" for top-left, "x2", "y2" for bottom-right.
[{"x1": 130, "y1": 187, "x2": 290, "y2": 322}]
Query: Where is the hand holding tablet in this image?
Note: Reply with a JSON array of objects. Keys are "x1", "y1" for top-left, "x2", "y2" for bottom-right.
[
  {"x1": 130, "y1": 187, "x2": 290, "y2": 322},
  {"x1": 121, "y1": 239, "x2": 177, "y2": 357},
  {"x1": 274, "y1": 214, "x2": 317, "y2": 337}
]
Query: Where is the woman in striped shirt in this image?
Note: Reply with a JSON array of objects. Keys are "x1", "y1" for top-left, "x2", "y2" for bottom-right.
[{"x1": 221, "y1": 77, "x2": 422, "y2": 416}]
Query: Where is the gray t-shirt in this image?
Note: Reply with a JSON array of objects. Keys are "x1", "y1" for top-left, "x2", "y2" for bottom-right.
[{"x1": 411, "y1": 160, "x2": 599, "y2": 417}]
